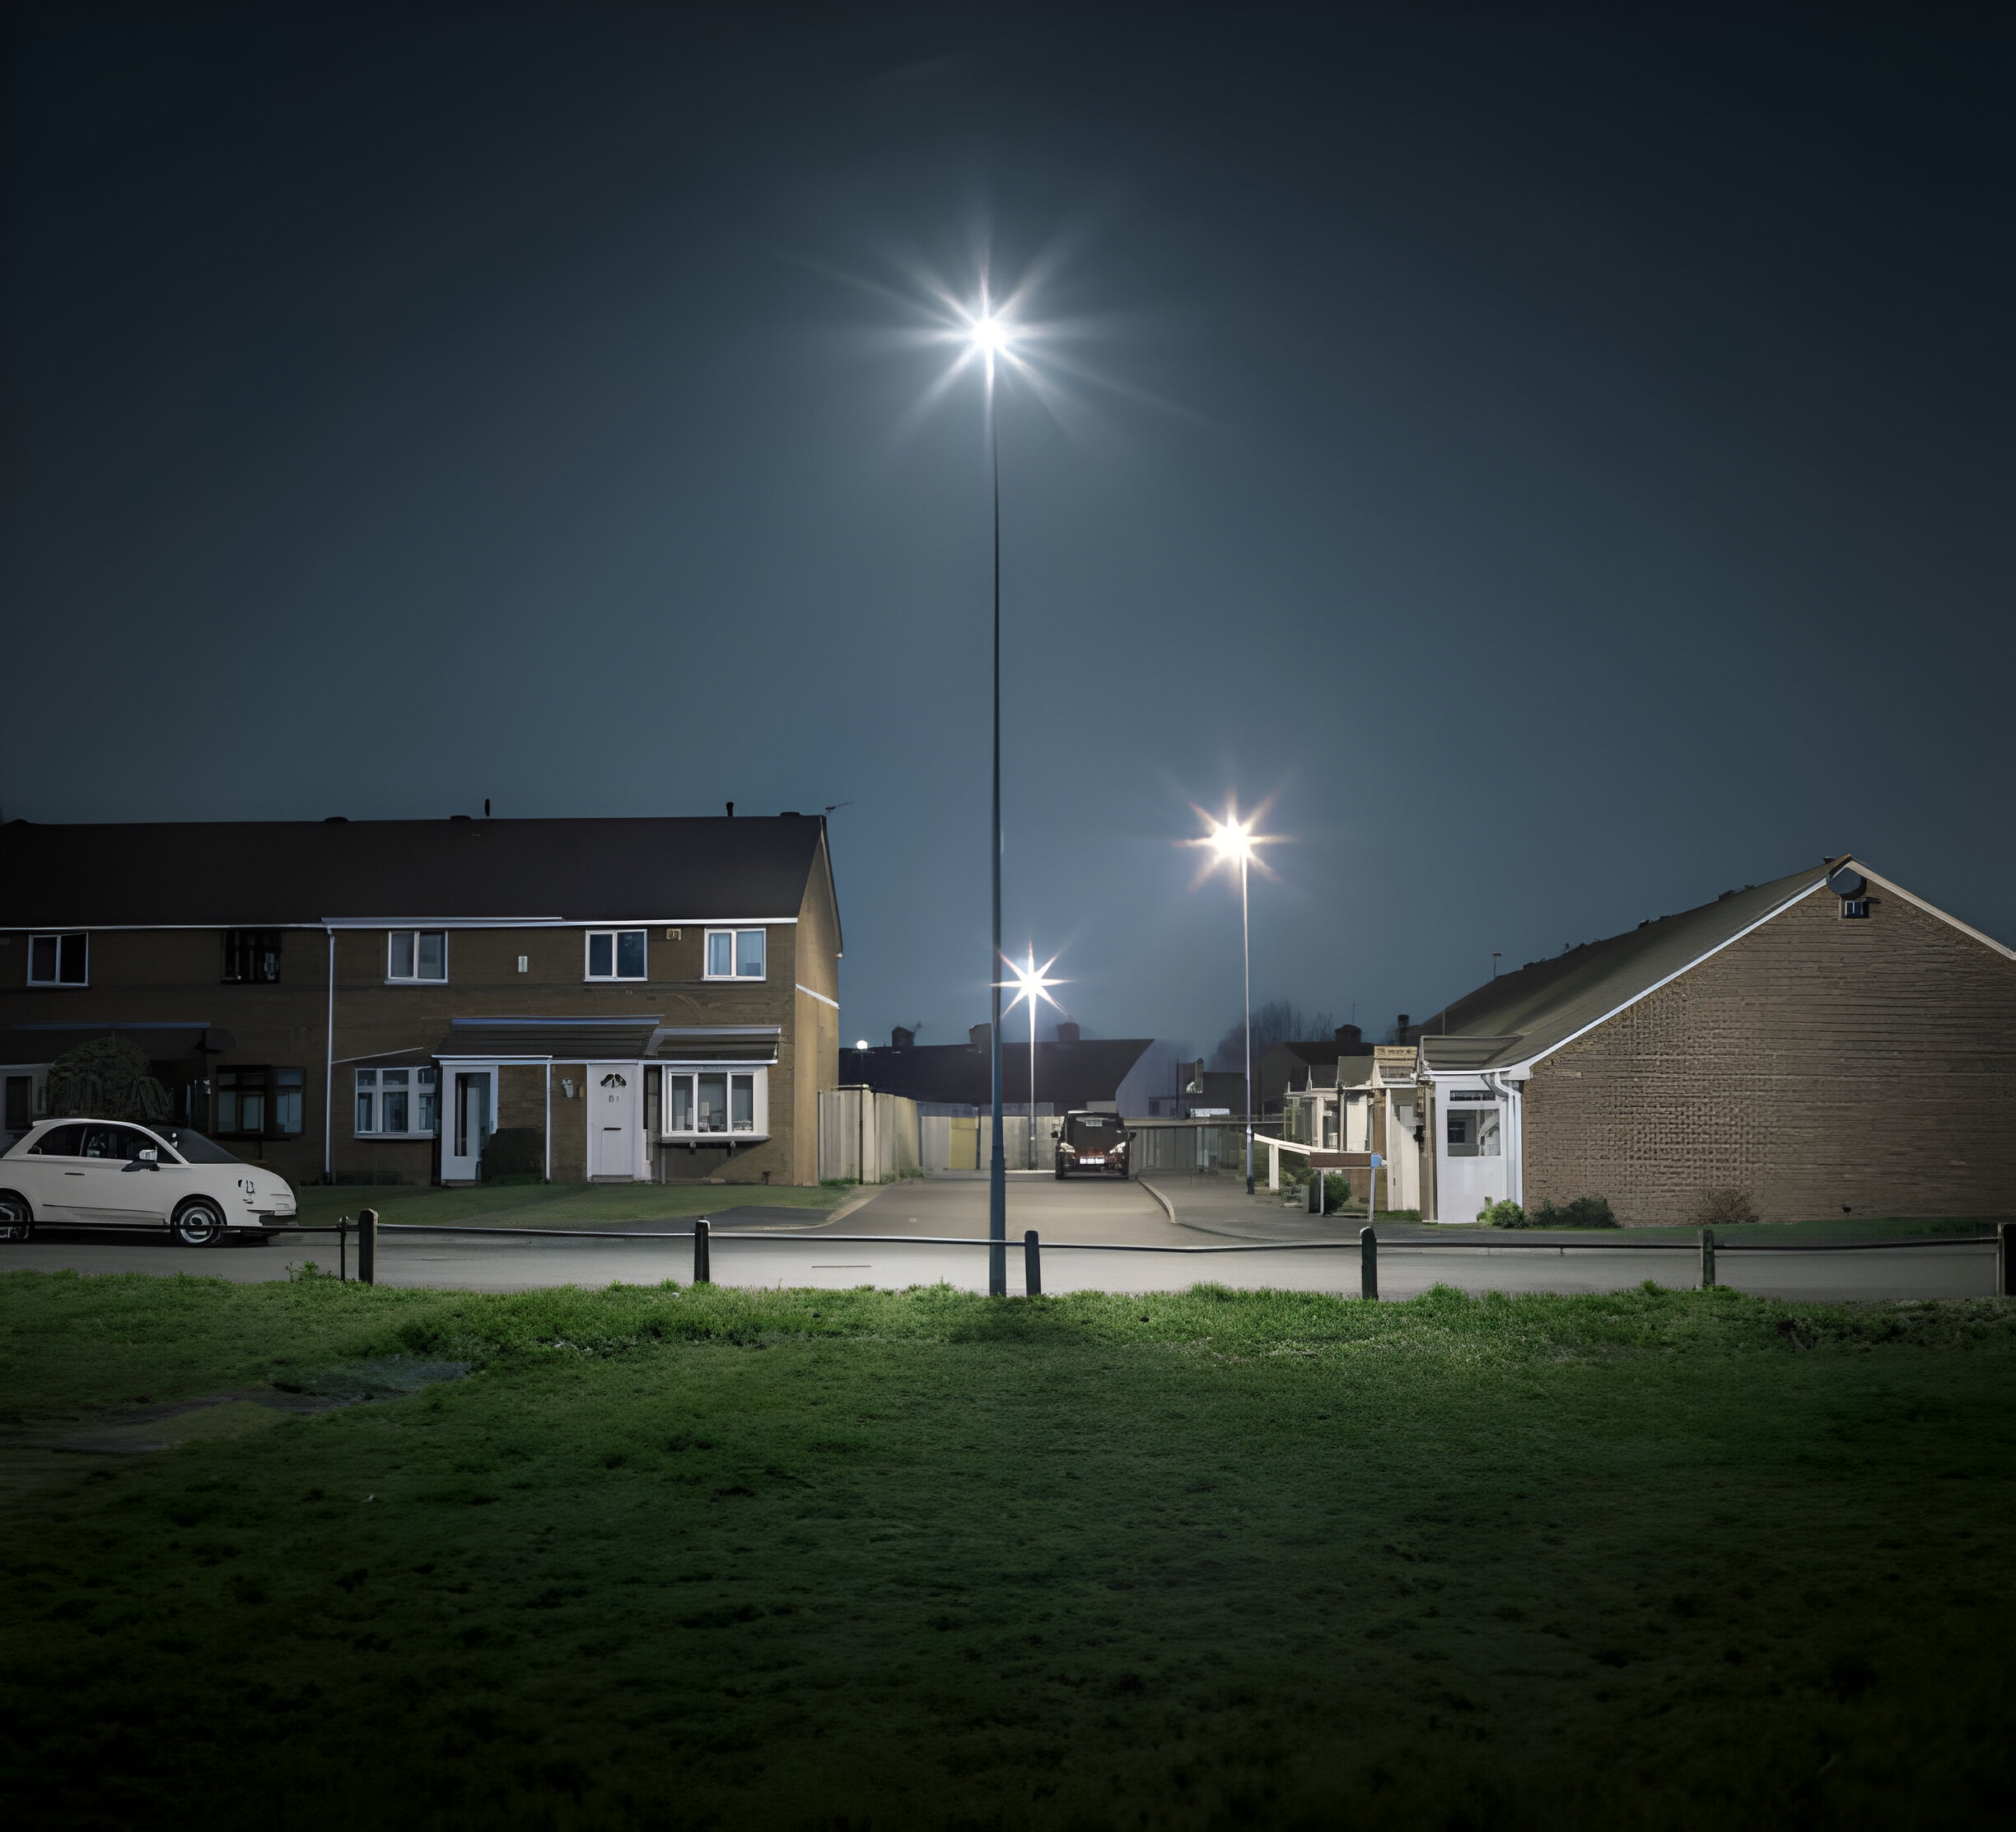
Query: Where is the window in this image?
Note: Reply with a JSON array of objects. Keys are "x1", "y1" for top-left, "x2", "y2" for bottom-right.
[
  {"x1": 704, "y1": 928, "x2": 765, "y2": 979},
  {"x1": 1445, "y1": 1107, "x2": 1501, "y2": 1158},
  {"x1": 388, "y1": 931, "x2": 447, "y2": 982},
  {"x1": 586, "y1": 929, "x2": 647, "y2": 980},
  {"x1": 28, "y1": 933, "x2": 87, "y2": 985},
  {"x1": 355, "y1": 1067, "x2": 438, "y2": 1136},
  {"x1": 216, "y1": 1067, "x2": 306, "y2": 1138},
  {"x1": 659, "y1": 1069, "x2": 764, "y2": 1137},
  {"x1": 222, "y1": 930, "x2": 282, "y2": 984}
]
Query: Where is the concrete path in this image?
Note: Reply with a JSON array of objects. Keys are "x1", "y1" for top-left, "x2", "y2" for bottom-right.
[{"x1": 0, "y1": 1173, "x2": 1997, "y2": 1302}]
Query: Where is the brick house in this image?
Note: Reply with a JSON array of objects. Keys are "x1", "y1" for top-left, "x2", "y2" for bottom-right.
[
  {"x1": 1394, "y1": 856, "x2": 2016, "y2": 1224},
  {"x1": 0, "y1": 815, "x2": 841, "y2": 1187}
]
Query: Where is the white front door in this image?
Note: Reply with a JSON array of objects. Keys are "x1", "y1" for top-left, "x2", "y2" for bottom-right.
[
  {"x1": 443, "y1": 1068, "x2": 494, "y2": 1181},
  {"x1": 589, "y1": 1063, "x2": 638, "y2": 1180}
]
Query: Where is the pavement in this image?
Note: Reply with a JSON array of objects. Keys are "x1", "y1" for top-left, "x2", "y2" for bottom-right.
[{"x1": 0, "y1": 1171, "x2": 1999, "y2": 1302}]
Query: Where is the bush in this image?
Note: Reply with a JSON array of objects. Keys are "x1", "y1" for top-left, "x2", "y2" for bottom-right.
[
  {"x1": 1684, "y1": 1187, "x2": 1761, "y2": 1227},
  {"x1": 1477, "y1": 1199, "x2": 1526, "y2": 1228},
  {"x1": 1529, "y1": 1195, "x2": 1620, "y2": 1229},
  {"x1": 479, "y1": 1128, "x2": 544, "y2": 1182},
  {"x1": 45, "y1": 1035, "x2": 171, "y2": 1125}
]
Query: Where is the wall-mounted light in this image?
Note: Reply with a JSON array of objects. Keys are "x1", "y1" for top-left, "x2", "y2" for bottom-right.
[
  {"x1": 516, "y1": 956, "x2": 529, "y2": 973},
  {"x1": 560, "y1": 1078, "x2": 576, "y2": 1099}
]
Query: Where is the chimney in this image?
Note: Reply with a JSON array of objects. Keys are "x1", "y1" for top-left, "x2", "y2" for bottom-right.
[
  {"x1": 968, "y1": 1022, "x2": 990, "y2": 1050},
  {"x1": 890, "y1": 1026, "x2": 915, "y2": 1049},
  {"x1": 1397, "y1": 1013, "x2": 1411, "y2": 1040},
  {"x1": 1335, "y1": 1023, "x2": 1362, "y2": 1049},
  {"x1": 725, "y1": 801, "x2": 735, "y2": 816},
  {"x1": 1055, "y1": 1021, "x2": 1080, "y2": 1045}
]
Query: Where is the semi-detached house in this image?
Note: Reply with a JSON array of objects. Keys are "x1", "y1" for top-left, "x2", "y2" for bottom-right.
[{"x1": 0, "y1": 815, "x2": 841, "y2": 1187}]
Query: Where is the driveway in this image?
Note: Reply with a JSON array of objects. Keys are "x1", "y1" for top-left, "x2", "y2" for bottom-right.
[{"x1": 0, "y1": 1174, "x2": 1997, "y2": 1301}]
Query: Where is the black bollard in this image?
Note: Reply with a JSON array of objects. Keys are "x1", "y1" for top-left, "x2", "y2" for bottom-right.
[
  {"x1": 1999, "y1": 1222, "x2": 2012, "y2": 1298},
  {"x1": 1360, "y1": 1225, "x2": 1378, "y2": 1302},
  {"x1": 693, "y1": 1217, "x2": 711, "y2": 1286},
  {"x1": 1700, "y1": 1227, "x2": 1716, "y2": 1290},
  {"x1": 358, "y1": 1208, "x2": 378, "y2": 1286},
  {"x1": 1024, "y1": 1229, "x2": 1042, "y2": 1297}
]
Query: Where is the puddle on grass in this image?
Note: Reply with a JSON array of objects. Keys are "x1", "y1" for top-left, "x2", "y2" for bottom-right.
[{"x1": 0, "y1": 1357, "x2": 470, "y2": 1507}]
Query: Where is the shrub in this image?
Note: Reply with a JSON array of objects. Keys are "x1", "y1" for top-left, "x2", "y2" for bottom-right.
[
  {"x1": 1684, "y1": 1187, "x2": 1761, "y2": 1227},
  {"x1": 1529, "y1": 1195, "x2": 1620, "y2": 1229},
  {"x1": 45, "y1": 1035, "x2": 171, "y2": 1125},
  {"x1": 479, "y1": 1128, "x2": 544, "y2": 1182},
  {"x1": 1477, "y1": 1199, "x2": 1526, "y2": 1228}
]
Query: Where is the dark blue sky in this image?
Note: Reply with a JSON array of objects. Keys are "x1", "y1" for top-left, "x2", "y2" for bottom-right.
[{"x1": 5, "y1": 4, "x2": 2011, "y2": 1059}]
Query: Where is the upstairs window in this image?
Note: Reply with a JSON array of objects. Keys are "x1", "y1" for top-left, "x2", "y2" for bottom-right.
[
  {"x1": 28, "y1": 933, "x2": 87, "y2": 986},
  {"x1": 388, "y1": 931, "x2": 447, "y2": 982},
  {"x1": 222, "y1": 930, "x2": 283, "y2": 984},
  {"x1": 586, "y1": 929, "x2": 647, "y2": 980},
  {"x1": 704, "y1": 928, "x2": 765, "y2": 980}
]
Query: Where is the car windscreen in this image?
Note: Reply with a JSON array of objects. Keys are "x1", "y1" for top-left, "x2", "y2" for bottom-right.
[
  {"x1": 156, "y1": 1128, "x2": 242, "y2": 1165},
  {"x1": 1066, "y1": 1116, "x2": 1118, "y2": 1142}
]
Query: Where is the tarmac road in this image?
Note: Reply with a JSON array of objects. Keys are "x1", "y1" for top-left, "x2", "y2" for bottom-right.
[{"x1": 0, "y1": 1173, "x2": 1998, "y2": 1302}]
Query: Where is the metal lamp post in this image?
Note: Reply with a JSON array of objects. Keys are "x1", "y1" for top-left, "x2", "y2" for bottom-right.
[
  {"x1": 1001, "y1": 950, "x2": 1065, "y2": 1171},
  {"x1": 1204, "y1": 816, "x2": 1261, "y2": 1196}
]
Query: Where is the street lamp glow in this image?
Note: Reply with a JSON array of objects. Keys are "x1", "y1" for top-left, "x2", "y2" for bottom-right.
[
  {"x1": 999, "y1": 950, "x2": 1066, "y2": 1170},
  {"x1": 1206, "y1": 818, "x2": 1256, "y2": 867},
  {"x1": 969, "y1": 314, "x2": 1011, "y2": 355},
  {"x1": 1190, "y1": 802, "x2": 1279, "y2": 1196}
]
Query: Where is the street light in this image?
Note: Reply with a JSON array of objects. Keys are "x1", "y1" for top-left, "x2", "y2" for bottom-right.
[
  {"x1": 1000, "y1": 949, "x2": 1066, "y2": 1169},
  {"x1": 1193, "y1": 806, "x2": 1274, "y2": 1195},
  {"x1": 969, "y1": 298, "x2": 1014, "y2": 1293}
]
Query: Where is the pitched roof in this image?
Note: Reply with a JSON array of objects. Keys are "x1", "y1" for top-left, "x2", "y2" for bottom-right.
[
  {"x1": 1412, "y1": 862, "x2": 1833, "y2": 1070},
  {"x1": 0, "y1": 816, "x2": 833, "y2": 928},
  {"x1": 841, "y1": 1038, "x2": 1152, "y2": 1109}
]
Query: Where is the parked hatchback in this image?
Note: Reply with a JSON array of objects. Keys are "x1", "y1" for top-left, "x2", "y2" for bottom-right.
[
  {"x1": 0, "y1": 1119, "x2": 296, "y2": 1245},
  {"x1": 1052, "y1": 1111, "x2": 1134, "y2": 1179}
]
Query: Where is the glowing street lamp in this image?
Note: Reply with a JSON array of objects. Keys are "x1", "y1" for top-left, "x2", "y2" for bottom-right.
[
  {"x1": 1000, "y1": 949, "x2": 1066, "y2": 1169},
  {"x1": 1192, "y1": 805, "x2": 1275, "y2": 1195},
  {"x1": 968, "y1": 297, "x2": 1016, "y2": 1292}
]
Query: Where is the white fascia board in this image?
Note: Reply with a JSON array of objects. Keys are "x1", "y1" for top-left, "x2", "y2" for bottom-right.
[
  {"x1": 434, "y1": 1054, "x2": 557, "y2": 1065},
  {"x1": 7, "y1": 915, "x2": 799, "y2": 932},
  {"x1": 1503, "y1": 876, "x2": 1830, "y2": 1075},
  {"x1": 1853, "y1": 862, "x2": 2016, "y2": 962}
]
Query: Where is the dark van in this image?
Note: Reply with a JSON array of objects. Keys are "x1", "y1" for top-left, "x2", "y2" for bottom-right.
[{"x1": 1052, "y1": 1111, "x2": 1133, "y2": 1180}]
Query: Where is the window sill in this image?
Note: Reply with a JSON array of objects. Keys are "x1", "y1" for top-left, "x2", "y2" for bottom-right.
[
  {"x1": 385, "y1": 979, "x2": 450, "y2": 987},
  {"x1": 354, "y1": 1133, "x2": 439, "y2": 1143},
  {"x1": 701, "y1": 976, "x2": 768, "y2": 984},
  {"x1": 661, "y1": 1133, "x2": 769, "y2": 1145}
]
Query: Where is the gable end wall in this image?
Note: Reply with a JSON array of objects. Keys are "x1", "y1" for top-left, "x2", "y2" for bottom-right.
[{"x1": 1523, "y1": 888, "x2": 2016, "y2": 1223}]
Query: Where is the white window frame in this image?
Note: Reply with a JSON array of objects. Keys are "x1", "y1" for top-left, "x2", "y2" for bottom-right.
[
  {"x1": 27, "y1": 933, "x2": 88, "y2": 986},
  {"x1": 657, "y1": 1066, "x2": 768, "y2": 1139},
  {"x1": 586, "y1": 928, "x2": 649, "y2": 981},
  {"x1": 354, "y1": 1066, "x2": 440, "y2": 1138},
  {"x1": 703, "y1": 928, "x2": 766, "y2": 981},
  {"x1": 386, "y1": 930, "x2": 448, "y2": 984}
]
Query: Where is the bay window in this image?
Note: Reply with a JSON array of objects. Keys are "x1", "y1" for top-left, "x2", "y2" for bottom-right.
[
  {"x1": 356, "y1": 1067, "x2": 438, "y2": 1136},
  {"x1": 658, "y1": 1068, "x2": 766, "y2": 1138}
]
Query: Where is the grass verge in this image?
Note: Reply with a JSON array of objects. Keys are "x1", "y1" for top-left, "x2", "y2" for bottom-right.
[
  {"x1": 292, "y1": 1180, "x2": 843, "y2": 1231},
  {"x1": 2, "y1": 1272, "x2": 2013, "y2": 1829}
]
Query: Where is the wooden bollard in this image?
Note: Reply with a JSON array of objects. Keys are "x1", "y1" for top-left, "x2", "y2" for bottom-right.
[
  {"x1": 693, "y1": 1217, "x2": 711, "y2": 1286},
  {"x1": 1024, "y1": 1229, "x2": 1042, "y2": 1298},
  {"x1": 1360, "y1": 1225, "x2": 1378, "y2": 1302},
  {"x1": 358, "y1": 1208, "x2": 378, "y2": 1286},
  {"x1": 1700, "y1": 1227, "x2": 1716, "y2": 1290}
]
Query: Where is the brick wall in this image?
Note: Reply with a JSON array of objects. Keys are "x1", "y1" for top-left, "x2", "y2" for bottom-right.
[{"x1": 1524, "y1": 886, "x2": 2016, "y2": 1223}]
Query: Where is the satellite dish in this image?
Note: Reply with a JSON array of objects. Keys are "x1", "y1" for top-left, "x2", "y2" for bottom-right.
[{"x1": 1826, "y1": 867, "x2": 1866, "y2": 899}]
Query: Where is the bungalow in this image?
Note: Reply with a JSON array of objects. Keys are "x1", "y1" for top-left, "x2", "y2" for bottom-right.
[
  {"x1": 0, "y1": 813, "x2": 841, "y2": 1186},
  {"x1": 1391, "y1": 857, "x2": 2016, "y2": 1223}
]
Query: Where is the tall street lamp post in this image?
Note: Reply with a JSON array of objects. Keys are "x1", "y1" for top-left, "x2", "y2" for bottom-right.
[
  {"x1": 1205, "y1": 816, "x2": 1261, "y2": 1194},
  {"x1": 972, "y1": 311, "x2": 1011, "y2": 1293}
]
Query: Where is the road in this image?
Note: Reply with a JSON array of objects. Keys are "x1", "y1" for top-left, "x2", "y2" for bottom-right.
[{"x1": 0, "y1": 1172, "x2": 1998, "y2": 1302}]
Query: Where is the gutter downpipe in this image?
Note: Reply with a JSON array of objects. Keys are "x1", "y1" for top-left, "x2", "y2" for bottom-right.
[
  {"x1": 544, "y1": 1063, "x2": 552, "y2": 1182},
  {"x1": 324, "y1": 926, "x2": 335, "y2": 1182},
  {"x1": 1482, "y1": 1069, "x2": 1525, "y2": 1211}
]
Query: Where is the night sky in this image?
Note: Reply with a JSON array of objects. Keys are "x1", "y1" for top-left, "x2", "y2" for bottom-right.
[{"x1": 6, "y1": 5, "x2": 2011, "y2": 1065}]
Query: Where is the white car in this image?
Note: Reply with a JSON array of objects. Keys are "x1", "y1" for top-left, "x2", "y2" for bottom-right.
[{"x1": 0, "y1": 1118, "x2": 297, "y2": 1246}]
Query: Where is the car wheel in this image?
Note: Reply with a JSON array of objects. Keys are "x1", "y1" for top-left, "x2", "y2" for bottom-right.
[
  {"x1": 0, "y1": 1193, "x2": 33, "y2": 1243},
  {"x1": 171, "y1": 1199, "x2": 228, "y2": 1247}
]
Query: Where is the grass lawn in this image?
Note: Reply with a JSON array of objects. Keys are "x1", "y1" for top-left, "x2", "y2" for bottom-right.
[
  {"x1": 291, "y1": 1180, "x2": 847, "y2": 1231},
  {"x1": 2, "y1": 1273, "x2": 2012, "y2": 1830}
]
